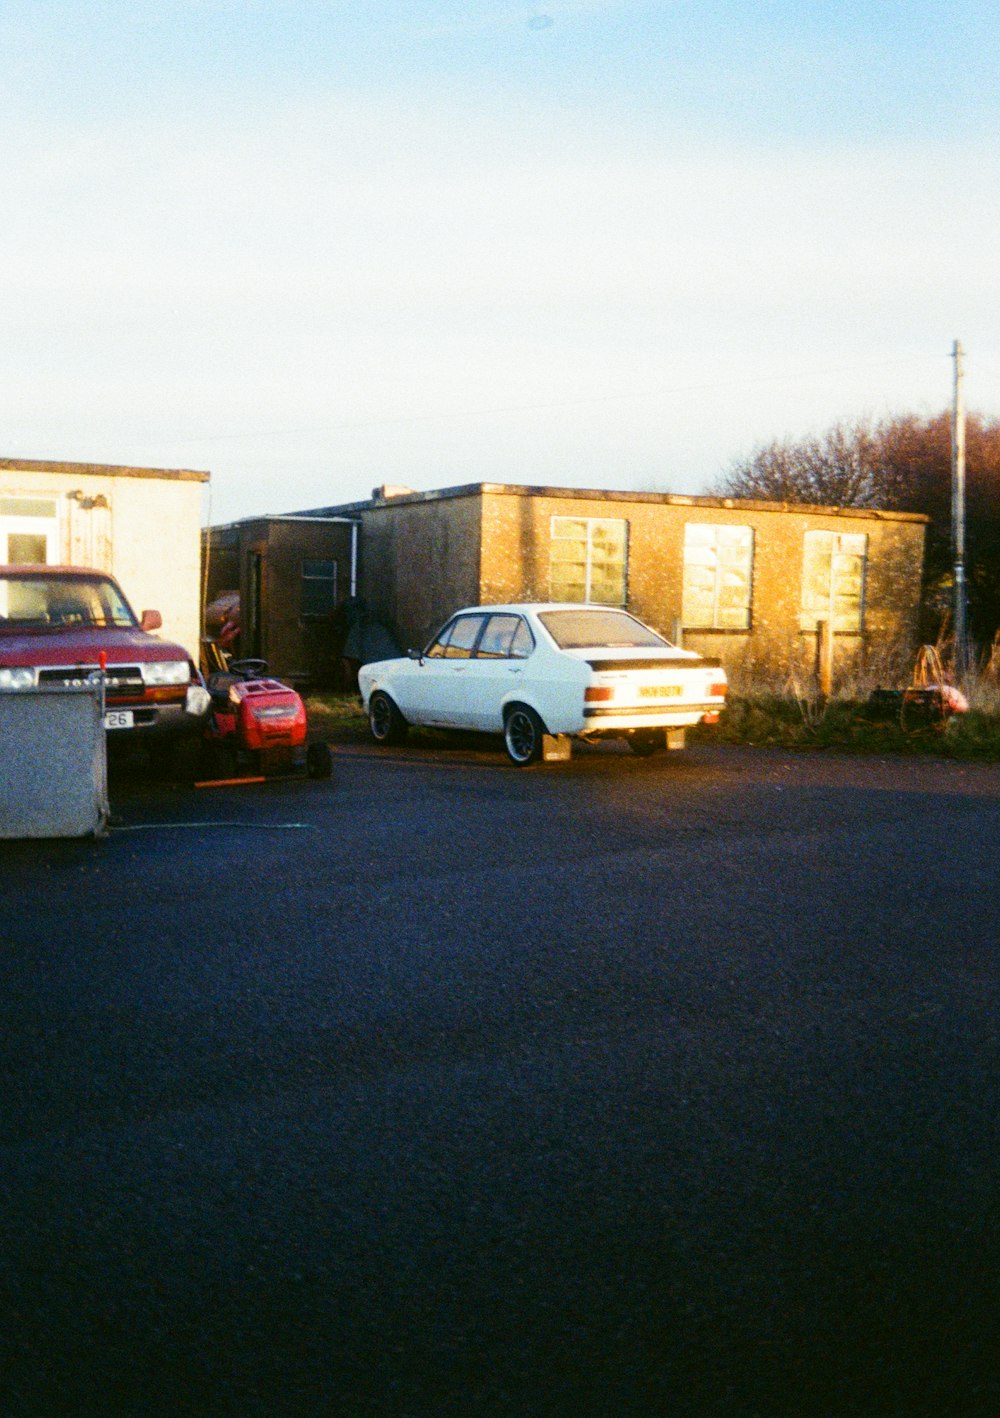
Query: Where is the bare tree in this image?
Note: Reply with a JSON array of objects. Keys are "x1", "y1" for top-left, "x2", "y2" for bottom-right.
[
  {"x1": 716, "y1": 418, "x2": 884, "y2": 507},
  {"x1": 713, "y1": 412, "x2": 1000, "y2": 647}
]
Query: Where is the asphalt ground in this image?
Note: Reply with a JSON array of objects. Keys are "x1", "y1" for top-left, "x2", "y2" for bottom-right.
[{"x1": 2, "y1": 741, "x2": 999, "y2": 1417}]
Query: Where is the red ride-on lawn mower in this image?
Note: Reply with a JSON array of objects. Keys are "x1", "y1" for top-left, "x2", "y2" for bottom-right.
[{"x1": 203, "y1": 657, "x2": 333, "y2": 782}]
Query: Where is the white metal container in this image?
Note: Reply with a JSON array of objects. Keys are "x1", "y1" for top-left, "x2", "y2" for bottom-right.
[{"x1": 0, "y1": 684, "x2": 110, "y2": 839}]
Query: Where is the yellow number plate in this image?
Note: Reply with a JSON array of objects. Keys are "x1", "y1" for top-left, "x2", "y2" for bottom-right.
[{"x1": 639, "y1": 684, "x2": 682, "y2": 698}]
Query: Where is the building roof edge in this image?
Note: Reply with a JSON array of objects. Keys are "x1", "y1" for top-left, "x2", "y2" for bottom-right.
[
  {"x1": 0, "y1": 456, "x2": 210, "y2": 483},
  {"x1": 284, "y1": 482, "x2": 931, "y2": 524}
]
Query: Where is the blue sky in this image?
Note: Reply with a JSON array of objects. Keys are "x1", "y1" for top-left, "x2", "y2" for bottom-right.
[{"x1": 3, "y1": 1, "x2": 999, "y2": 524}]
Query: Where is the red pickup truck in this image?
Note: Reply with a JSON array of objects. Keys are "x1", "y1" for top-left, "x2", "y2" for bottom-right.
[{"x1": 0, "y1": 565, "x2": 210, "y2": 754}]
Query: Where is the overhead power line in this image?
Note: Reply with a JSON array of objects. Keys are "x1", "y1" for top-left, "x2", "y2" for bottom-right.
[{"x1": 159, "y1": 354, "x2": 954, "y2": 448}]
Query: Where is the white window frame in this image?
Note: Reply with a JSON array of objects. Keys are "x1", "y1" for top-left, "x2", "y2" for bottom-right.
[
  {"x1": 681, "y1": 523, "x2": 754, "y2": 630},
  {"x1": 800, "y1": 530, "x2": 867, "y2": 633},
  {"x1": 0, "y1": 496, "x2": 59, "y2": 565},
  {"x1": 549, "y1": 516, "x2": 628, "y2": 606}
]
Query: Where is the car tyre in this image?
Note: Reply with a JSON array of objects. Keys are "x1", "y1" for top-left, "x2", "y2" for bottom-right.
[
  {"x1": 148, "y1": 735, "x2": 208, "y2": 784},
  {"x1": 628, "y1": 729, "x2": 664, "y2": 757},
  {"x1": 306, "y1": 741, "x2": 334, "y2": 779},
  {"x1": 503, "y1": 704, "x2": 545, "y2": 766},
  {"x1": 369, "y1": 691, "x2": 408, "y2": 746},
  {"x1": 200, "y1": 738, "x2": 241, "y2": 780}
]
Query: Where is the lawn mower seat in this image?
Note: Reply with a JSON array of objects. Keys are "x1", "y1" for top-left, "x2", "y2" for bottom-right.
[{"x1": 207, "y1": 670, "x2": 241, "y2": 709}]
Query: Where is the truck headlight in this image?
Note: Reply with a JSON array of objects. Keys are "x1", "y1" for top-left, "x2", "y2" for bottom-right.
[
  {"x1": 142, "y1": 660, "x2": 190, "y2": 686},
  {"x1": 0, "y1": 667, "x2": 36, "y2": 690}
]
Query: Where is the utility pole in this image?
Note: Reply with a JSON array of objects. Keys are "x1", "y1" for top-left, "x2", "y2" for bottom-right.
[{"x1": 951, "y1": 339, "x2": 968, "y2": 681}]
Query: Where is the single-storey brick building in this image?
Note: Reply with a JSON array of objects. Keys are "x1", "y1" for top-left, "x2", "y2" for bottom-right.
[
  {"x1": 1, "y1": 457, "x2": 209, "y2": 658},
  {"x1": 207, "y1": 481, "x2": 928, "y2": 688},
  {"x1": 306, "y1": 482, "x2": 928, "y2": 684}
]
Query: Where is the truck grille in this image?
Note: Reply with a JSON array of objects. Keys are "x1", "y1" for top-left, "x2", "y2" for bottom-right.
[{"x1": 37, "y1": 664, "x2": 145, "y2": 694}]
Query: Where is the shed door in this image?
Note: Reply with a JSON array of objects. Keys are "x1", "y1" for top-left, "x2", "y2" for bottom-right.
[{"x1": 67, "y1": 497, "x2": 113, "y2": 571}]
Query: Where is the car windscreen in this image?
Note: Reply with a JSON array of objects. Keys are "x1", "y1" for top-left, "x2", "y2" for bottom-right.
[
  {"x1": 0, "y1": 574, "x2": 137, "y2": 628},
  {"x1": 538, "y1": 608, "x2": 670, "y2": 650}
]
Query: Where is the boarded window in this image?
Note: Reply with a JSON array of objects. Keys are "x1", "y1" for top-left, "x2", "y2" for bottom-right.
[
  {"x1": 6, "y1": 534, "x2": 48, "y2": 564},
  {"x1": 301, "y1": 559, "x2": 337, "y2": 618},
  {"x1": 549, "y1": 516, "x2": 627, "y2": 605},
  {"x1": 1, "y1": 496, "x2": 58, "y2": 566},
  {"x1": 682, "y1": 523, "x2": 753, "y2": 629},
  {"x1": 801, "y1": 531, "x2": 867, "y2": 632}
]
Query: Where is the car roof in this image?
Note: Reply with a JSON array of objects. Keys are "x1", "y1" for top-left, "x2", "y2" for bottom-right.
[{"x1": 450, "y1": 603, "x2": 639, "y2": 616}]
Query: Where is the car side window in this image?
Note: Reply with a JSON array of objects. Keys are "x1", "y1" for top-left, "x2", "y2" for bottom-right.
[
  {"x1": 509, "y1": 618, "x2": 535, "y2": 659},
  {"x1": 476, "y1": 613, "x2": 523, "y2": 659},
  {"x1": 442, "y1": 614, "x2": 485, "y2": 658},
  {"x1": 424, "y1": 620, "x2": 457, "y2": 658}
]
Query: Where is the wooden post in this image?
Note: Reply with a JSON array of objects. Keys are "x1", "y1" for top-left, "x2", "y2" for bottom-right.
[{"x1": 816, "y1": 617, "x2": 833, "y2": 699}]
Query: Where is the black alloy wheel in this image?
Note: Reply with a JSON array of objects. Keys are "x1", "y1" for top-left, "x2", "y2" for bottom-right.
[
  {"x1": 503, "y1": 704, "x2": 545, "y2": 766},
  {"x1": 368, "y1": 691, "x2": 408, "y2": 746}
]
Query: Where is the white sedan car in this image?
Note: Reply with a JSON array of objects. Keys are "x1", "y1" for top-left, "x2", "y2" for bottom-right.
[{"x1": 358, "y1": 604, "x2": 728, "y2": 765}]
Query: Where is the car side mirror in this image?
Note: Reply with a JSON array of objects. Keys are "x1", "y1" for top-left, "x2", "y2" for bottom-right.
[
  {"x1": 140, "y1": 609, "x2": 163, "y2": 631},
  {"x1": 407, "y1": 647, "x2": 422, "y2": 661}
]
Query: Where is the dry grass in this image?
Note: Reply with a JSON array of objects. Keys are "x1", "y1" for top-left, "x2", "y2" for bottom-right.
[
  {"x1": 692, "y1": 632, "x2": 1000, "y2": 758},
  {"x1": 701, "y1": 658, "x2": 1000, "y2": 761},
  {"x1": 303, "y1": 693, "x2": 369, "y2": 742}
]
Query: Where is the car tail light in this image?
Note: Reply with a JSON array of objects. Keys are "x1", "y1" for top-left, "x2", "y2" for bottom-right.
[
  {"x1": 702, "y1": 711, "x2": 720, "y2": 724},
  {"x1": 585, "y1": 685, "x2": 614, "y2": 702},
  {"x1": 709, "y1": 680, "x2": 728, "y2": 698}
]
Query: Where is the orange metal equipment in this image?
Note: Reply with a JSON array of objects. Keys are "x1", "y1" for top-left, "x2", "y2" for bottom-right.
[{"x1": 203, "y1": 658, "x2": 331, "y2": 780}]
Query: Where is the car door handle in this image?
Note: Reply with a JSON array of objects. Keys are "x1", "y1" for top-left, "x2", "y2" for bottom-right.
[{"x1": 507, "y1": 666, "x2": 523, "y2": 673}]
